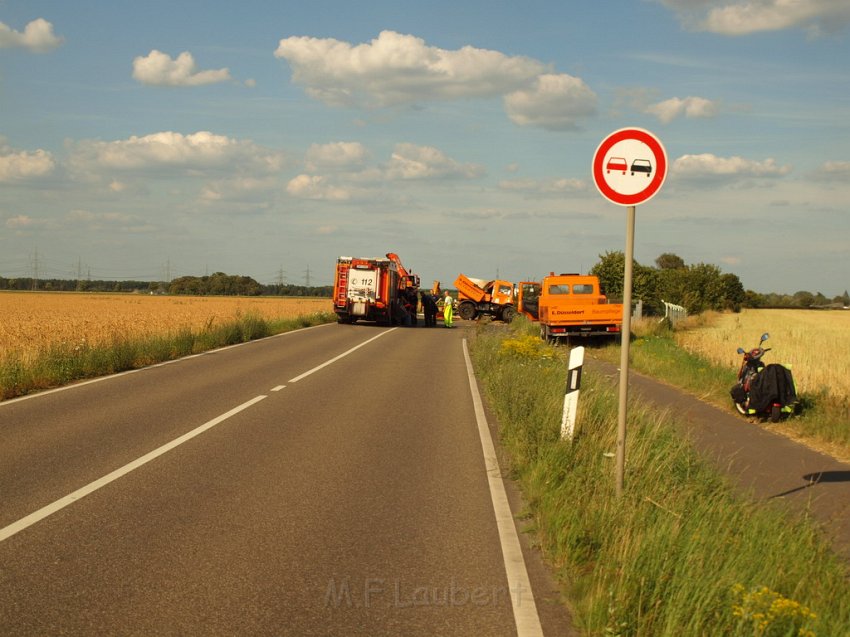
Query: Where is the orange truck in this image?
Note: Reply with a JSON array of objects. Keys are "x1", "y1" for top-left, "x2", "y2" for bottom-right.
[
  {"x1": 517, "y1": 273, "x2": 623, "y2": 342},
  {"x1": 454, "y1": 274, "x2": 517, "y2": 323},
  {"x1": 333, "y1": 253, "x2": 420, "y2": 325}
]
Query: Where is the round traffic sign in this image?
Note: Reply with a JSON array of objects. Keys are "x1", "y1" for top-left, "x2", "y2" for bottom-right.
[{"x1": 592, "y1": 128, "x2": 667, "y2": 206}]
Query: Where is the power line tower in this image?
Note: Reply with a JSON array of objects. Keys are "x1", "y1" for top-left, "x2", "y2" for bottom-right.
[
  {"x1": 304, "y1": 265, "x2": 311, "y2": 287},
  {"x1": 31, "y1": 248, "x2": 40, "y2": 291},
  {"x1": 276, "y1": 267, "x2": 287, "y2": 294}
]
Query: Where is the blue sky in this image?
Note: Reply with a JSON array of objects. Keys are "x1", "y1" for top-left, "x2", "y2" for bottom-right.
[{"x1": 1, "y1": 0, "x2": 848, "y2": 295}]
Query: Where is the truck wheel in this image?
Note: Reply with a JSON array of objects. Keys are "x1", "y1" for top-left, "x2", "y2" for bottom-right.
[
  {"x1": 501, "y1": 306, "x2": 517, "y2": 323},
  {"x1": 458, "y1": 301, "x2": 477, "y2": 321}
]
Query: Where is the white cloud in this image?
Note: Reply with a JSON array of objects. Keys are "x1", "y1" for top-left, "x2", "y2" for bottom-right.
[
  {"x1": 659, "y1": 0, "x2": 850, "y2": 36},
  {"x1": 132, "y1": 50, "x2": 232, "y2": 86},
  {"x1": 198, "y1": 177, "x2": 278, "y2": 209},
  {"x1": 673, "y1": 153, "x2": 792, "y2": 179},
  {"x1": 274, "y1": 30, "x2": 547, "y2": 108},
  {"x1": 274, "y1": 31, "x2": 599, "y2": 131},
  {"x1": 645, "y1": 96, "x2": 719, "y2": 123},
  {"x1": 286, "y1": 142, "x2": 483, "y2": 202},
  {"x1": 499, "y1": 177, "x2": 587, "y2": 195},
  {"x1": 305, "y1": 142, "x2": 369, "y2": 172},
  {"x1": 820, "y1": 160, "x2": 850, "y2": 177},
  {"x1": 0, "y1": 18, "x2": 63, "y2": 52},
  {"x1": 5, "y1": 214, "x2": 43, "y2": 229},
  {"x1": 0, "y1": 142, "x2": 56, "y2": 182},
  {"x1": 385, "y1": 143, "x2": 484, "y2": 180},
  {"x1": 504, "y1": 74, "x2": 597, "y2": 130},
  {"x1": 66, "y1": 210, "x2": 135, "y2": 224},
  {"x1": 286, "y1": 174, "x2": 352, "y2": 201},
  {"x1": 68, "y1": 131, "x2": 284, "y2": 177}
]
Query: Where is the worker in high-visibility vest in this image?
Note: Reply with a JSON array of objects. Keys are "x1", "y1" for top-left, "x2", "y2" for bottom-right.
[{"x1": 442, "y1": 290, "x2": 454, "y2": 328}]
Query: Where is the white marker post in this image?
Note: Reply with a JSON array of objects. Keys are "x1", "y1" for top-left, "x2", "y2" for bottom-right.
[
  {"x1": 561, "y1": 346, "x2": 585, "y2": 440},
  {"x1": 592, "y1": 128, "x2": 667, "y2": 497}
]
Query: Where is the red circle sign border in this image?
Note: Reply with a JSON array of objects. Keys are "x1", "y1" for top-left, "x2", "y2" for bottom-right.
[{"x1": 592, "y1": 128, "x2": 667, "y2": 206}]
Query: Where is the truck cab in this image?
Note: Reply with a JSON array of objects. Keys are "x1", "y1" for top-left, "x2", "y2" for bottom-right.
[
  {"x1": 454, "y1": 274, "x2": 517, "y2": 322},
  {"x1": 518, "y1": 273, "x2": 623, "y2": 342}
]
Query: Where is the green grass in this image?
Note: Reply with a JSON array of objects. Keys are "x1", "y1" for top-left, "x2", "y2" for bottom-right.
[
  {"x1": 0, "y1": 311, "x2": 336, "y2": 400},
  {"x1": 470, "y1": 317, "x2": 850, "y2": 636},
  {"x1": 593, "y1": 321, "x2": 850, "y2": 458}
]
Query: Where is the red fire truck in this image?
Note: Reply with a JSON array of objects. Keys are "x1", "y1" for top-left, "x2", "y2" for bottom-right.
[{"x1": 333, "y1": 253, "x2": 420, "y2": 325}]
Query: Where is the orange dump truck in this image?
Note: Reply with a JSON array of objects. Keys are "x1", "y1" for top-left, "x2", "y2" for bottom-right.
[
  {"x1": 518, "y1": 273, "x2": 623, "y2": 342},
  {"x1": 333, "y1": 253, "x2": 419, "y2": 325},
  {"x1": 454, "y1": 274, "x2": 517, "y2": 323}
]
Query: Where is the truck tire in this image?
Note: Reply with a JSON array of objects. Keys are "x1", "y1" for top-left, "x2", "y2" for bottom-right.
[
  {"x1": 501, "y1": 305, "x2": 517, "y2": 323},
  {"x1": 458, "y1": 301, "x2": 477, "y2": 321}
]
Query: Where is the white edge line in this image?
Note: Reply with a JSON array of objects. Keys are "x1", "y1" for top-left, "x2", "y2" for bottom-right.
[
  {"x1": 0, "y1": 395, "x2": 267, "y2": 543},
  {"x1": 288, "y1": 328, "x2": 396, "y2": 383},
  {"x1": 462, "y1": 338, "x2": 544, "y2": 637}
]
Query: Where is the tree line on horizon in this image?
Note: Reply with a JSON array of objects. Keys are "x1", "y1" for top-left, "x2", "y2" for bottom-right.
[
  {"x1": 590, "y1": 251, "x2": 849, "y2": 315},
  {"x1": 1, "y1": 257, "x2": 846, "y2": 312},
  {"x1": 0, "y1": 273, "x2": 332, "y2": 298}
]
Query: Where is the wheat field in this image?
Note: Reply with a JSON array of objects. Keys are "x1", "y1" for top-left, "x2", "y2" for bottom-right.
[
  {"x1": 0, "y1": 291, "x2": 332, "y2": 363},
  {"x1": 675, "y1": 309, "x2": 850, "y2": 398}
]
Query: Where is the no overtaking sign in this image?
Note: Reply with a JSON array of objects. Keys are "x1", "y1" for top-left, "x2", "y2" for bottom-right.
[{"x1": 592, "y1": 128, "x2": 667, "y2": 206}]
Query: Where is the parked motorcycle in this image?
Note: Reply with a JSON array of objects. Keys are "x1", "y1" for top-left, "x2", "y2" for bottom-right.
[{"x1": 730, "y1": 332, "x2": 797, "y2": 422}]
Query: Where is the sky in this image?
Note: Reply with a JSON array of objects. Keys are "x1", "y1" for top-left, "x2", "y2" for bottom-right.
[{"x1": 1, "y1": 0, "x2": 848, "y2": 295}]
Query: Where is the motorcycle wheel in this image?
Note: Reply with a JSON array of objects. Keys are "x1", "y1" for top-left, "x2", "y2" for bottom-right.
[
  {"x1": 734, "y1": 402, "x2": 747, "y2": 416},
  {"x1": 770, "y1": 404, "x2": 781, "y2": 423}
]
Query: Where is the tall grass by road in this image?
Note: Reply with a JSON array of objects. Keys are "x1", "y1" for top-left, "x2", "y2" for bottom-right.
[
  {"x1": 0, "y1": 310, "x2": 335, "y2": 400},
  {"x1": 470, "y1": 318, "x2": 850, "y2": 636}
]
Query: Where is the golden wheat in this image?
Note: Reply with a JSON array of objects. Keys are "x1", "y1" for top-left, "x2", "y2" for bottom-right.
[
  {"x1": 0, "y1": 291, "x2": 331, "y2": 363},
  {"x1": 675, "y1": 309, "x2": 850, "y2": 398}
]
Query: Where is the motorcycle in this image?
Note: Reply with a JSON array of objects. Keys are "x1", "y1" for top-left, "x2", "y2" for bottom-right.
[{"x1": 730, "y1": 332, "x2": 797, "y2": 422}]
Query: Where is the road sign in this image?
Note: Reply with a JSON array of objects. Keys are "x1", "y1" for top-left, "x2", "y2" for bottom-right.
[{"x1": 592, "y1": 128, "x2": 667, "y2": 206}]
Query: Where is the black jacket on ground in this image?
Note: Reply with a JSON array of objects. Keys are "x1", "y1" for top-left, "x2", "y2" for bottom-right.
[{"x1": 747, "y1": 364, "x2": 796, "y2": 412}]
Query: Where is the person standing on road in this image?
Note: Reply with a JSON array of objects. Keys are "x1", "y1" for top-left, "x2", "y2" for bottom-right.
[
  {"x1": 421, "y1": 290, "x2": 437, "y2": 327},
  {"x1": 442, "y1": 290, "x2": 455, "y2": 328}
]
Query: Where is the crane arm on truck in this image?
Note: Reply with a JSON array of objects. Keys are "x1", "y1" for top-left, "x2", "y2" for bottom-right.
[{"x1": 386, "y1": 252, "x2": 420, "y2": 289}]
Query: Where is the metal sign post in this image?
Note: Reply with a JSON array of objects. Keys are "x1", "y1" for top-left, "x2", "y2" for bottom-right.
[
  {"x1": 615, "y1": 206, "x2": 635, "y2": 497},
  {"x1": 592, "y1": 128, "x2": 667, "y2": 497}
]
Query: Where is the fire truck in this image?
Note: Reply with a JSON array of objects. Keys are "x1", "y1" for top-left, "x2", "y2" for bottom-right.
[{"x1": 333, "y1": 253, "x2": 420, "y2": 325}]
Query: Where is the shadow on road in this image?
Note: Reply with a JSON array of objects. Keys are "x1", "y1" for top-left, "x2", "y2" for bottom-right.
[{"x1": 770, "y1": 471, "x2": 850, "y2": 499}]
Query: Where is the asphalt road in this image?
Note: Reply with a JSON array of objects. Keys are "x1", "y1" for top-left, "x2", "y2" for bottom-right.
[{"x1": 0, "y1": 322, "x2": 573, "y2": 636}]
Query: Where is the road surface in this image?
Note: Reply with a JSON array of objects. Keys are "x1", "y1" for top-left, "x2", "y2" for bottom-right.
[{"x1": 0, "y1": 322, "x2": 573, "y2": 636}]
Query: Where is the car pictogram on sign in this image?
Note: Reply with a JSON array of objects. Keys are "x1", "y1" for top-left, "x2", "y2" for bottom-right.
[
  {"x1": 606, "y1": 157, "x2": 627, "y2": 174},
  {"x1": 630, "y1": 159, "x2": 652, "y2": 177}
]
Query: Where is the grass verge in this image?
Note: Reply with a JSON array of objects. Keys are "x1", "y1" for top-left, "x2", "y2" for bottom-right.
[
  {"x1": 594, "y1": 317, "x2": 850, "y2": 461},
  {"x1": 470, "y1": 318, "x2": 850, "y2": 636},
  {"x1": 0, "y1": 311, "x2": 336, "y2": 400}
]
